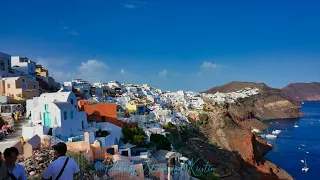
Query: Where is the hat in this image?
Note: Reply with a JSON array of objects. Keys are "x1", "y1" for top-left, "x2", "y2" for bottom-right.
[{"x1": 52, "y1": 142, "x2": 67, "y2": 154}]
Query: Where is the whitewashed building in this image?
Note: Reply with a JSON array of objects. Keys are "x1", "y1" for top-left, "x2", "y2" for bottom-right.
[
  {"x1": 23, "y1": 92, "x2": 88, "y2": 140},
  {"x1": 11, "y1": 56, "x2": 37, "y2": 76}
]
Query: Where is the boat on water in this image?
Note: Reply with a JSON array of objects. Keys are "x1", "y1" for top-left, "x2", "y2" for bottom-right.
[
  {"x1": 272, "y1": 130, "x2": 281, "y2": 135},
  {"x1": 302, "y1": 158, "x2": 309, "y2": 172},
  {"x1": 301, "y1": 144, "x2": 306, "y2": 147},
  {"x1": 302, "y1": 101, "x2": 305, "y2": 105},
  {"x1": 266, "y1": 134, "x2": 277, "y2": 139},
  {"x1": 265, "y1": 128, "x2": 277, "y2": 139},
  {"x1": 294, "y1": 122, "x2": 299, "y2": 128}
]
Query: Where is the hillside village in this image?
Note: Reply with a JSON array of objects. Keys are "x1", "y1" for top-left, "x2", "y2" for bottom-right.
[{"x1": 0, "y1": 52, "x2": 263, "y2": 180}]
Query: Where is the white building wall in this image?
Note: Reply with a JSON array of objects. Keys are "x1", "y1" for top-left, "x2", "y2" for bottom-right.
[
  {"x1": 22, "y1": 125, "x2": 45, "y2": 140},
  {"x1": 11, "y1": 56, "x2": 36, "y2": 76}
]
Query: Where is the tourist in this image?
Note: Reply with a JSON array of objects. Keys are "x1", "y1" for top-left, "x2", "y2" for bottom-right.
[
  {"x1": 0, "y1": 152, "x2": 9, "y2": 180},
  {"x1": 11, "y1": 114, "x2": 14, "y2": 121},
  {"x1": 3, "y1": 147, "x2": 27, "y2": 180},
  {"x1": 42, "y1": 142, "x2": 80, "y2": 180},
  {"x1": 1, "y1": 124, "x2": 8, "y2": 137}
]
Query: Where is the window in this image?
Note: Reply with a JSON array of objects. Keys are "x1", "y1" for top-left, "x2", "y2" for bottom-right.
[
  {"x1": 44, "y1": 104, "x2": 48, "y2": 110},
  {"x1": 22, "y1": 83, "x2": 27, "y2": 89},
  {"x1": 64, "y1": 111, "x2": 67, "y2": 120},
  {"x1": 71, "y1": 111, "x2": 74, "y2": 119},
  {"x1": 7, "y1": 84, "x2": 10, "y2": 89},
  {"x1": 33, "y1": 85, "x2": 36, "y2": 89}
]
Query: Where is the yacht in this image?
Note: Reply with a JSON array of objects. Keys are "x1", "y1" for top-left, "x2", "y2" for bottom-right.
[
  {"x1": 302, "y1": 101, "x2": 305, "y2": 105},
  {"x1": 294, "y1": 122, "x2": 299, "y2": 128},
  {"x1": 266, "y1": 134, "x2": 277, "y2": 139},
  {"x1": 272, "y1": 130, "x2": 281, "y2": 135},
  {"x1": 302, "y1": 158, "x2": 309, "y2": 172},
  {"x1": 266, "y1": 128, "x2": 277, "y2": 139}
]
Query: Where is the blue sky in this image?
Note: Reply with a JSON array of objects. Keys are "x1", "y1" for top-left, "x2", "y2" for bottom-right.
[{"x1": 1, "y1": 0, "x2": 319, "y2": 92}]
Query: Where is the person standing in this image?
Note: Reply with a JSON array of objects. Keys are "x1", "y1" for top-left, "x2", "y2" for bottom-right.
[
  {"x1": 3, "y1": 147, "x2": 27, "y2": 180},
  {"x1": 0, "y1": 152, "x2": 9, "y2": 180},
  {"x1": 42, "y1": 142, "x2": 80, "y2": 180}
]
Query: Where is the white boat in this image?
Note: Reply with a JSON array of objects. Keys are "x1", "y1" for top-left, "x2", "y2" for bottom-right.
[
  {"x1": 301, "y1": 144, "x2": 306, "y2": 147},
  {"x1": 302, "y1": 158, "x2": 309, "y2": 172},
  {"x1": 302, "y1": 101, "x2": 304, "y2": 105},
  {"x1": 266, "y1": 134, "x2": 277, "y2": 139},
  {"x1": 265, "y1": 128, "x2": 277, "y2": 139},
  {"x1": 294, "y1": 122, "x2": 299, "y2": 128},
  {"x1": 272, "y1": 130, "x2": 281, "y2": 135}
]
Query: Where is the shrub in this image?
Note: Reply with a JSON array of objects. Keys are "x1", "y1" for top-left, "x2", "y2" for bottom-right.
[
  {"x1": 165, "y1": 122, "x2": 177, "y2": 130},
  {"x1": 121, "y1": 125, "x2": 148, "y2": 146},
  {"x1": 150, "y1": 134, "x2": 171, "y2": 150},
  {"x1": 66, "y1": 151, "x2": 94, "y2": 179},
  {"x1": 199, "y1": 113, "x2": 209, "y2": 124}
]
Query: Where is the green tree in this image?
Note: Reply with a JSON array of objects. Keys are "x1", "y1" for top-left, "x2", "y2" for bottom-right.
[
  {"x1": 165, "y1": 122, "x2": 177, "y2": 130},
  {"x1": 150, "y1": 134, "x2": 171, "y2": 150},
  {"x1": 121, "y1": 125, "x2": 148, "y2": 146}
]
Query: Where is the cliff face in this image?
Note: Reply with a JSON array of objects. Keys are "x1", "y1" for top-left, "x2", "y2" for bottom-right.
[
  {"x1": 205, "y1": 81, "x2": 302, "y2": 120},
  {"x1": 179, "y1": 81, "x2": 302, "y2": 179},
  {"x1": 282, "y1": 82, "x2": 320, "y2": 102},
  {"x1": 198, "y1": 103, "x2": 293, "y2": 180},
  {"x1": 168, "y1": 103, "x2": 293, "y2": 179}
]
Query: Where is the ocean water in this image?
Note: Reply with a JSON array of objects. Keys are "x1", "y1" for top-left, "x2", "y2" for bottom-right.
[{"x1": 265, "y1": 101, "x2": 320, "y2": 180}]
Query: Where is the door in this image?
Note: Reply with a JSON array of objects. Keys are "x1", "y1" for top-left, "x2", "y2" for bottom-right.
[{"x1": 43, "y1": 112, "x2": 51, "y2": 126}]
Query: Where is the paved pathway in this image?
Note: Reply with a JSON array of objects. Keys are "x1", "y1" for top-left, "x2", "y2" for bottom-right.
[{"x1": 0, "y1": 118, "x2": 28, "y2": 153}]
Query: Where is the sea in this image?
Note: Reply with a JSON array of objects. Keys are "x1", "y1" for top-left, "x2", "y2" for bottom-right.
[{"x1": 265, "y1": 101, "x2": 320, "y2": 180}]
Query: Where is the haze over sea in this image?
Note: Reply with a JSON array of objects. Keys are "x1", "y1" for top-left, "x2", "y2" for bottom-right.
[{"x1": 266, "y1": 101, "x2": 320, "y2": 180}]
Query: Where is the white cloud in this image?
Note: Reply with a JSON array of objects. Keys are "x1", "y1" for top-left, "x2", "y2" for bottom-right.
[
  {"x1": 77, "y1": 60, "x2": 108, "y2": 82},
  {"x1": 120, "y1": 69, "x2": 125, "y2": 74},
  {"x1": 35, "y1": 58, "x2": 108, "y2": 83},
  {"x1": 122, "y1": 3, "x2": 137, "y2": 9},
  {"x1": 201, "y1": 61, "x2": 220, "y2": 68},
  {"x1": 159, "y1": 69, "x2": 167, "y2": 77}
]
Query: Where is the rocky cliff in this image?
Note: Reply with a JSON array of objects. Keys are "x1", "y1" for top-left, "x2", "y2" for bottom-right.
[
  {"x1": 282, "y1": 82, "x2": 320, "y2": 102},
  {"x1": 204, "y1": 81, "x2": 302, "y2": 120},
  {"x1": 167, "y1": 104, "x2": 293, "y2": 179},
  {"x1": 173, "y1": 81, "x2": 302, "y2": 179}
]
